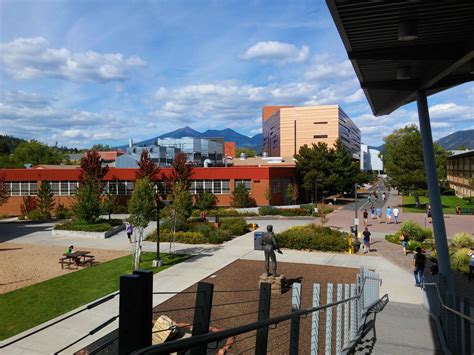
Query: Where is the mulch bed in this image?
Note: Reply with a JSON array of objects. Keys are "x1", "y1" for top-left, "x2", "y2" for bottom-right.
[{"x1": 152, "y1": 259, "x2": 359, "y2": 354}]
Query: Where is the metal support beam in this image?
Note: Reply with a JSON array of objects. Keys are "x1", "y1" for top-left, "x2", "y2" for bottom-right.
[
  {"x1": 311, "y1": 283, "x2": 321, "y2": 355},
  {"x1": 255, "y1": 282, "x2": 271, "y2": 354},
  {"x1": 416, "y1": 90, "x2": 454, "y2": 296},
  {"x1": 191, "y1": 282, "x2": 214, "y2": 355}
]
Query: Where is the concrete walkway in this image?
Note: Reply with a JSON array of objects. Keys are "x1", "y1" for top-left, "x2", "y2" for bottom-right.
[{"x1": 1, "y1": 218, "x2": 439, "y2": 354}]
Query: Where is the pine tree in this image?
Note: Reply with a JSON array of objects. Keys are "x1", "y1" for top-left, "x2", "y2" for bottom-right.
[
  {"x1": 37, "y1": 181, "x2": 54, "y2": 218},
  {"x1": 231, "y1": 183, "x2": 253, "y2": 208}
]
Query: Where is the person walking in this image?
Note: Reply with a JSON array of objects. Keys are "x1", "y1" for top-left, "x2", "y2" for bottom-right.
[
  {"x1": 363, "y1": 209, "x2": 369, "y2": 227},
  {"x1": 376, "y1": 206, "x2": 382, "y2": 223},
  {"x1": 400, "y1": 232, "x2": 409, "y2": 256},
  {"x1": 386, "y1": 206, "x2": 392, "y2": 224},
  {"x1": 382, "y1": 192, "x2": 386, "y2": 201},
  {"x1": 370, "y1": 205, "x2": 375, "y2": 220},
  {"x1": 125, "y1": 222, "x2": 133, "y2": 243},
  {"x1": 413, "y1": 247, "x2": 426, "y2": 287},
  {"x1": 368, "y1": 194, "x2": 371, "y2": 204},
  {"x1": 393, "y1": 207, "x2": 400, "y2": 224},
  {"x1": 362, "y1": 227, "x2": 371, "y2": 254},
  {"x1": 426, "y1": 205, "x2": 432, "y2": 224}
]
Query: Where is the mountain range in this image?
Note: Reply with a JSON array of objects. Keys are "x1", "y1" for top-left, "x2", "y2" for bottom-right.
[
  {"x1": 435, "y1": 129, "x2": 474, "y2": 150},
  {"x1": 121, "y1": 126, "x2": 263, "y2": 152}
]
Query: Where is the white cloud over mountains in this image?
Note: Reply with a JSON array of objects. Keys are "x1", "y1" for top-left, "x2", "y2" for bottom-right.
[
  {"x1": 0, "y1": 37, "x2": 146, "y2": 82},
  {"x1": 241, "y1": 41, "x2": 310, "y2": 63}
]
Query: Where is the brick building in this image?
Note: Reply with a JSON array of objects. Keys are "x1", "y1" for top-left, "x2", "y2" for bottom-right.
[{"x1": 0, "y1": 166, "x2": 296, "y2": 216}]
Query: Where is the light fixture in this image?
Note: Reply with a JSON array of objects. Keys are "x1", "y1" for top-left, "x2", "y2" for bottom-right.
[
  {"x1": 398, "y1": 19, "x2": 418, "y2": 41},
  {"x1": 397, "y1": 67, "x2": 411, "y2": 80}
]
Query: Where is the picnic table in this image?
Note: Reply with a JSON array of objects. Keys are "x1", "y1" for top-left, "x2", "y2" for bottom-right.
[{"x1": 59, "y1": 250, "x2": 95, "y2": 269}]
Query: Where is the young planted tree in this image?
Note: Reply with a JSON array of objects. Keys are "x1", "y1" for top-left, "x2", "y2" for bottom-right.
[
  {"x1": 264, "y1": 186, "x2": 273, "y2": 206},
  {"x1": 21, "y1": 196, "x2": 37, "y2": 217},
  {"x1": 286, "y1": 183, "x2": 299, "y2": 205},
  {"x1": 317, "y1": 203, "x2": 329, "y2": 227},
  {"x1": 169, "y1": 152, "x2": 193, "y2": 188},
  {"x1": 231, "y1": 183, "x2": 254, "y2": 208},
  {"x1": 195, "y1": 192, "x2": 216, "y2": 211},
  {"x1": 74, "y1": 150, "x2": 109, "y2": 223},
  {"x1": 128, "y1": 178, "x2": 156, "y2": 270},
  {"x1": 0, "y1": 175, "x2": 9, "y2": 206},
  {"x1": 37, "y1": 181, "x2": 54, "y2": 218}
]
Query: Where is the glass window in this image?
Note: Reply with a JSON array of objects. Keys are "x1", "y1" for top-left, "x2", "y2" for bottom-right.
[
  {"x1": 272, "y1": 179, "x2": 281, "y2": 193},
  {"x1": 204, "y1": 180, "x2": 213, "y2": 193},
  {"x1": 60, "y1": 181, "x2": 69, "y2": 195},
  {"x1": 20, "y1": 182, "x2": 30, "y2": 196},
  {"x1": 30, "y1": 182, "x2": 37, "y2": 195},
  {"x1": 50, "y1": 181, "x2": 60, "y2": 195},
  {"x1": 118, "y1": 181, "x2": 126, "y2": 195},
  {"x1": 127, "y1": 181, "x2": 134, "y2": 195},
  {"x1": 213, "y1": 180, "x2": 222, "y2": 194},
  {"x1": 195, "y1": 180, "x2": 204, "y2": 194},
  {"x1": 11, "y1": 182, "x2": 20, "y2": 196},
  {"x1": 69, "y1": 181, "x2": 78, "y2": 195},
  {"x1": 109, "y1": 181, "x2": 117, "y2": 195},
  {"x1": 234, "y1": 179, "x2": 251, "y2": 193},
  {"x1": 222, "y1": 180, "x2": 230, "y2": 194}
]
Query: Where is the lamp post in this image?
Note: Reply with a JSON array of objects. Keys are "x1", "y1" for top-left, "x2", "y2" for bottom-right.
[
  {"x1": 354, "y1": 183, "x2": 359, "y2": 237},
  {"x1": 314, "y1": 178, "x2": 318, "y2": 205}
]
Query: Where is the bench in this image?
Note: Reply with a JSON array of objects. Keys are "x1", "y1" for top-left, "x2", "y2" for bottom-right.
[
  {"x1": 81, "y1": 255, "x2": 95, "y2": 266},
  {"x1": 59, "y1": 256, "x2": 75, "y2": 269}
]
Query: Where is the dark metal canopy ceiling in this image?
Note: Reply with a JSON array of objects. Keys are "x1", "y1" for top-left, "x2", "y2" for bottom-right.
[{"x1": 327, "y1": 1, "x2": 474, "y2": 116}]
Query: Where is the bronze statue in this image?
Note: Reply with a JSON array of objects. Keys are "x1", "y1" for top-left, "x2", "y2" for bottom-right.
[{"x1": 260, "y1": 225, "x2": 282, "y2": 276}]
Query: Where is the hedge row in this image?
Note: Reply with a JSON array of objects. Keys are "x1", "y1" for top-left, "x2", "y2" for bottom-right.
[
  {"x1": 276, "y1": 224, "x2": 348, "y2": 252},
  {"x1": 54, "y1": 218, "x2": 123, "y2": 232}
]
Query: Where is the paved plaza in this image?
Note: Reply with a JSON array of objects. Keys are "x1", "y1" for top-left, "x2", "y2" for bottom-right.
[{"x1": 0, "y1": 191, "x2": 471, "y2": 353}]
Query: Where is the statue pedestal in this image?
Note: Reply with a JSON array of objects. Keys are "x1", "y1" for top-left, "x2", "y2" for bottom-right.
[{"x1": 259, "y1": 273, "x2": 286, "y2": 294}]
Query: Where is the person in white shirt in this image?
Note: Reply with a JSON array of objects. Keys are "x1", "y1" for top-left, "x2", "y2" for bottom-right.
[{"x1": 393, "y1": 207, "x2": 400, "y2": 224}]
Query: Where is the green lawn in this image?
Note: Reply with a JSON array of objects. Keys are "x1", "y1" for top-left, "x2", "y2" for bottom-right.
[
  {"x1": 0, "y1": 252, "x2": 188, "y2": 341},
  {"x1": 402, "y1": 194, "x2": 473, "y2": 214}
]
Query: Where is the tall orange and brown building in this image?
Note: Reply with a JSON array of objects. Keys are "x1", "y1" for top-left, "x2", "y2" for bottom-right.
[{"x1": 262, "y1": 105, "x2": 361, "y2": 158}]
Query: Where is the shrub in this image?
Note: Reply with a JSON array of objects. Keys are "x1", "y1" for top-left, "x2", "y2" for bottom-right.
[
  {"x1": 195, "y1": 192, "x2": 217, "y2": 211},
  {"x1": 55, "y1": 218, "x2": 122, "y2": 232},
  {"x1": 400, "y1": 221, "x2": 426, "y2": 242},
  {"x1": 442, "y1": 188, "x2": 455, "y2": 196},
  {"x1": 258, "y1": 206, "x2": 279, "y2": 216},
  {"x1": 112, "y1": 204, "x2": 129, "y2": 214},
  {"x1": 300, "y1": 204, "x2": 314, "y2": 214},
  {"x1": 160, "y1": 217, "x2": 188, "y2": 232},
  {"x1": 407, "y1": 240, "x2": 423, "y2": 251},
  {"x1": 279, "y1": 208, "x2": 310, "y2": 216},
  {"x1": 27, "y1": 209, "x2": 47, "y2": 220},
  {"x1": 450, "y1": 248, "x2": 470, "y2": 274},
  {"x1": 207, "y1": 229, "x2": 233, "y2": 244},
  {"x1": 55, "y1": 203, "x2": 69, "y2": 220},
  {"x1": 147, "y1": 229, "x2": 207, "y2": 244},
  {"x1": 192, "y1": 208, "x2": 258, "y2": 217},
  {"x1": 220, "y1": 217, "x2": 249, "y2": 236},
  {"x1": 21, "y1": 196, "x2": 37, "y2": 217},
  {"x1": 313, "y1": 205, "x2": 334, "y2": 217},
  {"x1": 385, "y1": 234, "x2": 400, "y2": 244},
  {"x1": 276, "y1": 224, "x2": 348, "y2": 252},
  {"x1": 451, "y1": 233, "x2": 474, "y2": 249},
  {"x1": 230, "y1": 183, "x2": 255, "y2": 208}
]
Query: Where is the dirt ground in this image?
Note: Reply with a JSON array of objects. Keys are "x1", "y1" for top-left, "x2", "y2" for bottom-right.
[
  {"x1": 151, "y1": 259, "x2": 359, "y2": 354},
  {"x1": 0, "y1": 243, "x2": 129, "y2": 294}
]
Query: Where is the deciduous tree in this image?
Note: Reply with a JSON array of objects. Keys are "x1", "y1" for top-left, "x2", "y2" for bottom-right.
[
  {"x1": 80, "y1": 150, "x2": 109, "y2": 184},
  {"x1": 231, "y1": 183, "x2": 254, "y2": 208},
  {"x1": 128, "y1": 178, "x2": 156, "y2": 270},
  {"x1": 383, "y1": 125, "x2": 448, "y2": 194},
  {"x1": 169, "y1": 152, "x2": 193, "y2": 188},
  {"x1": 12, "y1": 140, "x2": 64, "y2": 166},
  {"x1": 136, "y1": 149, "x2": 160, "y2": 181}
]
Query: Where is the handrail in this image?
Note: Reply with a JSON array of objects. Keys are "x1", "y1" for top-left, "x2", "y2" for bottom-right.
[
  {"x1": 132, "y1": 275, "x2": 383, "y2": 354},
  {"x1": 423, "y1": 282, "x2": 474, "y2": 324}
]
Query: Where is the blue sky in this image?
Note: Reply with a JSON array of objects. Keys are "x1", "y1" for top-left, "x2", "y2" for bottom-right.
[{"x1": 1, "y1": 0, "x2": 472, "y2": 148}]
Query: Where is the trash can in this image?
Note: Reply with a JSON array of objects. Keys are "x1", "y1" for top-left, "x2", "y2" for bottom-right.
[{"x1": 254, "y1": 231, "x2": 264, "y2": 250}]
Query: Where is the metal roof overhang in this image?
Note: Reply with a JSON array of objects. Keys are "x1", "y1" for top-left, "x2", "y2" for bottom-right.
[{"x1": 326, "y1": 1, "x2": 474, "y2": 116}]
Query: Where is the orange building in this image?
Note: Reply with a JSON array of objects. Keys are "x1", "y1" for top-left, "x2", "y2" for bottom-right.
[
  {"x1": 0, "y1": 166, "x2": 296, "y2": 216},
  {"x1": 262, "y1": 105, "x2": 361, "y2": 158}
]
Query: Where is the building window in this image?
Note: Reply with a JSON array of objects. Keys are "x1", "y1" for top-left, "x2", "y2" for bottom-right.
[
  {"x1": 222, "y1": 180, "x2": 230, "y2": 194},
  {"x1": 234, "y1": 179, "x2": 252, "y2": 193},
  {"x1": 313, "y1": 135, "x2": 328, "y2": 139},
  {"x1": 272, "y1": 179, "x2": 281, "y2": 193},
  {"x1": 10, "y1": 182, "x2": 20, "y2": 196},
  {"x1": 204, "y1": 180, "x2": 213, "y2": 193},
  {"x1": 213, "y1": 180, "x2": 222, "y2": 194},
  {"x1": 313, "y1": 121, "x2": 328, "y2": 124},
  {"x1": 50, "y1": 181, "x2": 60, "y2": 195}
]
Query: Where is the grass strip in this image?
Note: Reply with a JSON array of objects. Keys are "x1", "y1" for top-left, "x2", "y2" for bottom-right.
[
  {"x1": 401, "y1": 194, "x2": 473, "y2": 214},
  {"x1": 0, "y1": 252, "x2": 188, "y2": 340}
]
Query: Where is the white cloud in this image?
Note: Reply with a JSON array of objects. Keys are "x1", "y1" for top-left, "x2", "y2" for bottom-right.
[
  {"x1": 241, "y1": 41, "x2": 310, "y2": 63},
  {"x1": 429, "y1": 102, "x2": 473, "y2": 121},
  {"x1": 0, "y1": 37, "x2": 146, "y2": 82},
  {"x1": 305, "y1": 55, "x2": 354, "y2": 80}
]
